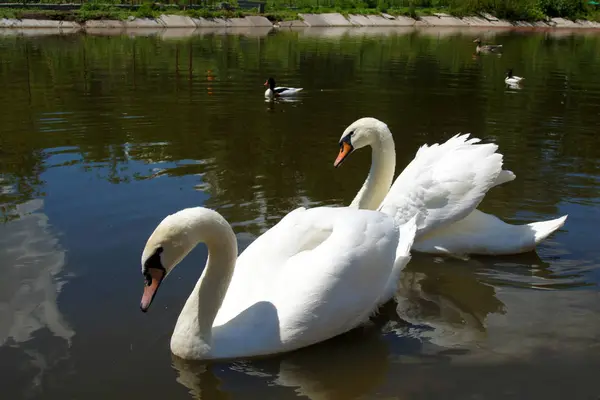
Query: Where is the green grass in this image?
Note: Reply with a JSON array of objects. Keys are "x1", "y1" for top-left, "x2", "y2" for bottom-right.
[
  {"x1": 0, "y1": 4, "x2": 130, "y2": 22},
  {"x1": 0, "y1": 0, "x2": 599, "y2": 23},
  {"x1": 180, "y1": 8, "x2": 246, "y2": 19},
  {"x1": 264, "y1": 0, "x2": 600, "y2": 22},
  {"x1": 259, "y1": 10, "x2": 304, "y2": 21}
]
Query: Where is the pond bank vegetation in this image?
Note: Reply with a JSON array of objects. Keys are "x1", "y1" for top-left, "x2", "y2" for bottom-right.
[{"x1": 0, "y1": 0, "x2": 598, "y2": 23}]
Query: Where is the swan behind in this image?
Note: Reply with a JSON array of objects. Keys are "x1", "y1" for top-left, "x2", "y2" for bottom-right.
[
  {"x1": 333, "y1": 117, "x2": 567, "y2": 255},
  {"x1": 140, "y1": 206, "x2": 416, "y2": 361},
  {"x1": 413, "y1": 209, "x2": 568, "y2": 255}
]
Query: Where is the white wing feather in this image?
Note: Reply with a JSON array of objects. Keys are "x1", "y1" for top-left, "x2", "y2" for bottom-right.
[
  {"x1": 211, "y1": 206, "x2": 410, "y2": 358},
  {"x1": 378, "y1": 134, "x2": 504, "y2": 237}
]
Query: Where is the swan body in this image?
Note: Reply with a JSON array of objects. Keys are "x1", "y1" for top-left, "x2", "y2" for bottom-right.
[
  {"x1": 412, "y1": 209, "x2": 568, "y2": 256},
  {"x1": 264, "y1": 77, "x2": 303, "y2": 98},
  {"x1": 505, "y1": 69, "x2": 525, "y2": 85},
  {"x1": 334, "y1": 117, "x2": 567, "y2": 256},
  {"x1": 140, "y1": 206, "x2": 417, "y2": 361},
  {"x1": 473, "y1": 37, "x2": 503, "y2": 53}
]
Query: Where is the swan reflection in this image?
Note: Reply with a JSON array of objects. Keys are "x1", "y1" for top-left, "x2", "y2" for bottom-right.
[
  {"x1": 389, "y1": 253, "x2": 506, "y2": 349},
  {"x1": 0, "y1": 199, "x2": 73, "y2": 397},
  {"x1": 265, "y1": 96, "x2": 304, "y2": 113},
  {"x1": 389, "y1": 251, "x2": 568, "y2": 351},
  {"x1": 172, "y1": 326, "x2": 390, "y2": 400}
]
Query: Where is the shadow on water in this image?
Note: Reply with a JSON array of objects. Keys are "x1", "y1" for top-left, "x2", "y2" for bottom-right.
[
  {"x1": 171, "y1": 312, "x2": 448, "y2": 400},
  {"x1": 389, "y1": 252, "x2": 554, "y2": 350},
  {"x1": 265, "y1": 96, "x2": 304, "y2": 114}
]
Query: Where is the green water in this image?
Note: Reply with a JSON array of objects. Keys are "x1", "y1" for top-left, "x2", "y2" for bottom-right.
[{"x1": 0, "y1": 28, "x2": 599, "y2": 399}]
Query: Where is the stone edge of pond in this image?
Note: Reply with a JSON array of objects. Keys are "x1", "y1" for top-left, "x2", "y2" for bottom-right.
[{"x1": 1, "y1": 13, "x2": 600, "y2": 31}]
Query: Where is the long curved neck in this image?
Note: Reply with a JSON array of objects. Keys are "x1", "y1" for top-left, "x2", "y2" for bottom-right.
[
  {"x1": 350, "y1": 130, "x2": 396, "y2": 210},
  {"x1": 170, "y1": 211, "x2": 238, "y2": 359}
]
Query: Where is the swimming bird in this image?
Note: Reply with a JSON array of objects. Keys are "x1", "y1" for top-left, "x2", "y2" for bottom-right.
[
  {"x1": 473, "y1": 37, "x2": 503, "y2": 53},
  {"x1": 505, "y1": 69, "x2": 525, "y2": 86},
  {"x1": 139, "y1": 205, "x2": 417, "y2": 360},
  {"x1": 264, "y1": 77, "x2": 303, "y2": 98},
  {"x1": 333, "y1": 117, "x2": 567, "y2": 256}
]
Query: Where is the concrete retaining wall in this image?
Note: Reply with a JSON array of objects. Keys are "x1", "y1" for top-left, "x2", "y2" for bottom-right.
[
  {"x1": 279, "y1": 13, "x2": 600, "y2": 29},
  {"x1": 1, "y1": 12, "x2": 600, "y2": 31},
  {"x1": 0, "y1": 18, "x2": 80, "y2": 29}
]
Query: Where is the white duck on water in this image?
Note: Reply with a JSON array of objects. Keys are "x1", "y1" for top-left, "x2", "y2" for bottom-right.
[
  {"x1": 264, "y1": 77, "x2": 303, "y2": 98},
  {"x1": 333, "y1": 117, "x2": 567, "y2": 256},
  {"x1": 505, "y1": 69, "x2": 525, "y2": 85}
]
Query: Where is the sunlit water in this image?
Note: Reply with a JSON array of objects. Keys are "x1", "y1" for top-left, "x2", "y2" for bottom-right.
[{"x1": 1, "y1": 27, "x2": 599, "y2": 399}]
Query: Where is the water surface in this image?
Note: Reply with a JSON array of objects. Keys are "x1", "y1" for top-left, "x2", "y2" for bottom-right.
[{"x1": 1, "y1": 27, "x2": 599, "y2": 399}]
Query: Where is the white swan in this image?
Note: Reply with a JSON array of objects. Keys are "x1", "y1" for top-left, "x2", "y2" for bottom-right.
[
  {"x1": 333, "y1": 117, "x2": 567, "y2": 256},
  {"x1": 264, "y1": 77, "x2": 303, "y2": 98},
  {"x1": 139, "y1": 206, "x2": 417, "y2": 361}
]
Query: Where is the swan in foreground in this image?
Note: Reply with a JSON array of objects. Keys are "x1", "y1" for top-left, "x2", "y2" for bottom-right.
[
  {"x1": 333, "y1": 117, "x2": 567, "y2": 256},
  {"x1": 505, "y1": 69, "x2": 525, "y2": 86},
  {"x1": 264, "y1": 77, "x2": 303, "y2": 98},
  {"x1": 139, "y1": 206, "x2": 417, "y2": 360}
]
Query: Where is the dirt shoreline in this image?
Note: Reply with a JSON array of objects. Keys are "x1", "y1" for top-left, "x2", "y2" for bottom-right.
[{"x1": 1, "y1": 12, "x2": 600, "y2": 31}]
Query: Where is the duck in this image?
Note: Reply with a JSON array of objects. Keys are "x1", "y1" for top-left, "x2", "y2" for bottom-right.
[
  {"x1": 139, "y1": 205, "x2": 417, "y2": 361},
  {"x1": 473, "y1": 37, "x2": 503, "y2": 53},
  {"x1": 333, "y1": 117, "x2": 567, "y2": 256},
  {"x1": 264, "y1": 77, "x2": 303, "y2": 98},
  {"x1": 505, "y1": 69, "x2": 525, "y2": 85}
]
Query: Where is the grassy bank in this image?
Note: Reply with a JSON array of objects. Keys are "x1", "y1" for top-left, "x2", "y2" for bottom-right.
[
  {"x1": 0, "y1": 0, "x2": 599, "y2": 23},
  {"x1": 269, "y1": 0, "x2": 600, "y2": 22},
  {"x1": 0, "y1": 3, "x2": 247, "y2": 23}
]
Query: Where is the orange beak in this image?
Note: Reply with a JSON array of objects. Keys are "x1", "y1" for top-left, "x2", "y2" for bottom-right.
[
  {"x1": 264, "y1": 80, "x2": 269, "y2": 86},
  {"x1": 334, "y1": 142, "x2": 353, "y2": 167},
  {"x1": 140, "y1": 268, "x2": 165, "y2": 312}
]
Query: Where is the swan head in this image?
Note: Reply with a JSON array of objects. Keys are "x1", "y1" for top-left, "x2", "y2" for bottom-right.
[
  {"x1": 334, "y1": 117, "x2": 390, "y2": 167},
  {"x1": 139, "y1": 208, "x2": 209, "y2": 312}
]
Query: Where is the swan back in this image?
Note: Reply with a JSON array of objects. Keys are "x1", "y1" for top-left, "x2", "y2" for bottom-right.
[
  {"x1": 263, "y1": 207, "x2": 401, "y2": 347},
  {"x1": 208, "y1": 206, "x2": 410, "y2": 358},
  {"x1": 378, "y1": 133, "x2": 504, "y2": 237}
]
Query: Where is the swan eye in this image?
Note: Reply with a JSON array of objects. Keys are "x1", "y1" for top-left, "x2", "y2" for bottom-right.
[
  {"x1": 143, "y1": 246, "x2": 165, "y2": 279},
  {"x1": 341, "y1": 133, "x2": 353, "y2": 146}
]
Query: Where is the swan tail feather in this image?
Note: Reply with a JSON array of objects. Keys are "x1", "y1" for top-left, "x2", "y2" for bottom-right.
[
  {"x1": 530, "y1": 214, "x2": 568, "y2": 244},
  {"x1": 377, "y1": 216, "x2": 418, "y2": 307},
  {"x1": 395, "y1": 215, "x2": 418, "y2": 264},
  {"x1": 412, "y1": 210, "x2": 567, "y2": 255},
  {"x1": 380, "y1": 132, "x2": 507, "y2": 237},
  {"x1": 493, "y1": 169, "x2": 516, "y2": 187}
]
